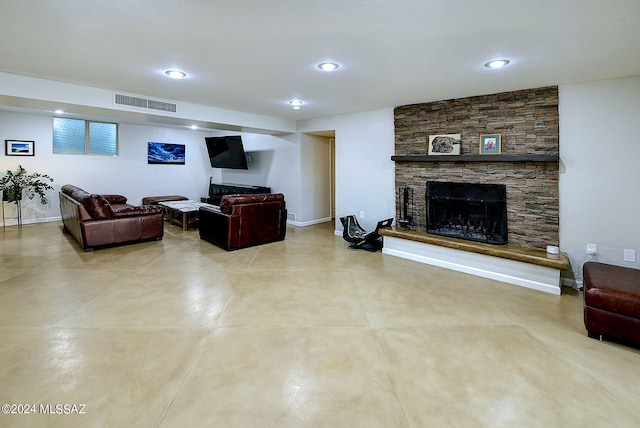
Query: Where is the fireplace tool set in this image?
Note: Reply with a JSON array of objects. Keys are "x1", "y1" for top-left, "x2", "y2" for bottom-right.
[{"x1": 397, "y1": 186, "x2": 414, "y2": 230}]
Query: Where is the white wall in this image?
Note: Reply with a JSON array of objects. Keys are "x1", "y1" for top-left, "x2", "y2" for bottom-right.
[
  {"x1": 0, "y1": 111, "x2": 212, "y2": 223},
  {"x1": 218, "y1": 132, "x2": 302, "y2": 222},
  {"x1": 0, "y1": 110, "x2": 299, "y2": 225},
  {"x1": 559, "y1": 75, "x2": 640, "y2": 286},
  {"x1": 0, "y1": 112, "x2": 58, "y2": 223},
  {"x1": 298, "y1": 108, "x2": 396, "y2": 232}
]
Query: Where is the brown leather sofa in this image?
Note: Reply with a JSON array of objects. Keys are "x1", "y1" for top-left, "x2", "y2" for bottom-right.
[
  {"x1": 59, "y1": 184, "x2": 164, "y2": 251},
  {"x1": 583, "y1": 261, "x2": 640, "y2": 347},
  {"x1": 199, "y1": 193, "x2": 287, "y2": 251}
]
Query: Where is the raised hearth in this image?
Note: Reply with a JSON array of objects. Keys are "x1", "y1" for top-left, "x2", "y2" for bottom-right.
[{"x1": 380, "y1": 228, "x2": 569, "y2": 295}]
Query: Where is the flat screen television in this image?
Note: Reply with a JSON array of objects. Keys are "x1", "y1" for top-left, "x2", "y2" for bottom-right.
[{"x1": 205, "y1": 136, "x2": 248, "y2": 170}]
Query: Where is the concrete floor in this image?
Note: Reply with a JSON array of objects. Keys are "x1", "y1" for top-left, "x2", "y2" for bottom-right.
[{"x1": 1, "y1": 220, "x2": 639, "y2": 427}]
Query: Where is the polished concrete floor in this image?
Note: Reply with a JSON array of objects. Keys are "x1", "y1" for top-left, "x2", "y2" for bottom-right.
[{"x1": 1, "y1": 221, "x2": 639, "y2": 427}]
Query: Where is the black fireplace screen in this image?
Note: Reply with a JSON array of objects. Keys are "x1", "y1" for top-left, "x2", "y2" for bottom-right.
[{"x1": 426, "y1": 182, "x2": 507, "y2": 245}]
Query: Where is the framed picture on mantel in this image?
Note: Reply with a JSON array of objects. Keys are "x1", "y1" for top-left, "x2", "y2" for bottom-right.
[
  {"x1": 479, "y1": 134, "x2": 501, "y2": 154},
  {"x1": 428, "y1": 133, "x2": 461, "y2": 155}
]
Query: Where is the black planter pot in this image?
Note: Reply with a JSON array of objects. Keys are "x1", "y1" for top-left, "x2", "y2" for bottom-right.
[{"x1": 2, "y1": 188, "x2": 22, "y2": 203}]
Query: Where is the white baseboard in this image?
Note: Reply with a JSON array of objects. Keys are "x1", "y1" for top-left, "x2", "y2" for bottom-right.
[
  {"x1": 287, "y1": 217, "x2": 332, "y2": 227},
  {"x1": 1, "y1": 216, "x2": 61, "y2": 227}
]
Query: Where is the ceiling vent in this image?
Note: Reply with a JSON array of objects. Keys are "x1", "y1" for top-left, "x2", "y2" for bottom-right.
[
  {"x1": 114, "y1": 93, "x2": 177, "y2": 113},
  {"x1": 147, "y1": 99, "x2": 177, "y2": 112}
]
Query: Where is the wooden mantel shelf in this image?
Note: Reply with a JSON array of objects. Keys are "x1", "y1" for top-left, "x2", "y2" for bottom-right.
[{"x1": 391, "y1": 154, "x2": 558, "y2": 163}]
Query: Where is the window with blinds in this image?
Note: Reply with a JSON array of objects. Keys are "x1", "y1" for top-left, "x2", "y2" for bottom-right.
[{"x1": 53, "y1": 117, "x2": 118, "y2": 155}]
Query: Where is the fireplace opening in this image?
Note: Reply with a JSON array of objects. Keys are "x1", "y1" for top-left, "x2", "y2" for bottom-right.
[{"x1": 426, "y1": 182, "x2": 507, "y2": 245}]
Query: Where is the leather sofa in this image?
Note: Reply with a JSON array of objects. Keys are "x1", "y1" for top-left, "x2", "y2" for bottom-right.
[
  {"x1": 199, "y1": 193, "x2": 287, "y2": 251},
  {"x1": 583, "y1": 261, "x2": 640, "y2": 347},
  {"x1": 59, "y1": 184, "x2": 164, "y2": 251}
]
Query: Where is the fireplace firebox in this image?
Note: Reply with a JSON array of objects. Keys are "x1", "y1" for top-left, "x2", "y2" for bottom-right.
[{"x1": 426, "y1": 182, "x2": 507, "y2": 245}]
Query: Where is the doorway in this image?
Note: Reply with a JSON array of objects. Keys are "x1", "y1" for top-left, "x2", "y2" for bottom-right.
[{"x1": 301, "y1": 131, "x2": 335, "y2": 227}]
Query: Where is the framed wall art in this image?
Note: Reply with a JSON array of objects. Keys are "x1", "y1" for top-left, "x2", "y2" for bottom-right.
[
  {"x1": 479, "y1": 134, "x2": 501, "y2": 154},
  {"x1": 428, "y1": 133, "x2": 461, "y2": 155},
  {"x1": 147, "y1": 142, "x2": 185, "y2": 165},
  {"x1": 5, "y1": 140, "x2": 35, "y2": 156}
]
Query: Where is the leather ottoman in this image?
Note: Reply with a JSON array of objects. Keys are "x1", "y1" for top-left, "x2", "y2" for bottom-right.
[{"x1": 583, "y1": 261, "x2": 640, "y2": 347}]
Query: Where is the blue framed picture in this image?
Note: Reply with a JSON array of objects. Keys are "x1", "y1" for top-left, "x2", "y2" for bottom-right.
[
  {"x1": 479, "y1": 134, "x2": 501, "y2": 154},
  {"x1": 147, "y1": 142, "x2": 185, "y2": 164},
  {"x1": 5, "y1": 140, "x2": 35, "y2": 156}
]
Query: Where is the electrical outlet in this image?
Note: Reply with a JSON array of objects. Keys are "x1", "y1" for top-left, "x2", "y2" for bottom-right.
[
  {"x1": 624, "y1": 249, "x2": 636, "y2": 263},
  {"x1": 586, "y1": 244, "x2": 597, "y2": 255},
  {"x1": 359, "y1": 211, "x2": 365, "y2": 219}
]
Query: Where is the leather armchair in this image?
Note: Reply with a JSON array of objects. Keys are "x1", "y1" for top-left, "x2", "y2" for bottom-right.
[{"x1": 199, "y1": 193, "x2": 287, "y2": 251}]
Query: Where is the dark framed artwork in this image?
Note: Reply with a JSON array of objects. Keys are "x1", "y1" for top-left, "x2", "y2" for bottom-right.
[
  {"x1": 147, "y1": 142, "x2": 185, "y2": 165},
  {"x1": 480, "y1": 134, "x2": 501, "y2": 154},
  {"x1": 5, "y1": 140, "x2": 35, "y2": 156}
]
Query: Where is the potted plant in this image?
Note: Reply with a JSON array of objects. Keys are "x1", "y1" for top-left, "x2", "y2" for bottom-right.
[{"x1": 0, "y1": 165, "x2": 54, "y2": 205}]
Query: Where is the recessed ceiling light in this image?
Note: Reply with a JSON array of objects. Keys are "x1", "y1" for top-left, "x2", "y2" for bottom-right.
[
  {"x1": 484, "y1": 59, "x2": 510, "y2": 69},
  {"x1": 189, "y1": 125, "x2": 198, "y2": 130},
  {"x1": 164, "y1": 69, "x2": 187, "y2": 79},
  {"x1": 288, "y1": 100, "x2": 303, "y2": 106},
  {"x1": 317, "y1": 62, "x2": 340, "y2": 72},
  {"x1": 288, "y1": 99, "x2": 304, "y2": 110},
  {"x1": 54, "y1": 109, "x2": 64, "y2": 114}
]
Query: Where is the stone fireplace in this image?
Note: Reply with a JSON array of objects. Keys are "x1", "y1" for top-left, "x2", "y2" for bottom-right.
[
  {"x1": 426, "y1": 181, "x2": 507, "y2": 245},
  {"x1": 384, "y1": 86, "x2": 566, "y2": 294},
  {"x1": 393, "y1": 86, "x2": 560, "y2": 250}
]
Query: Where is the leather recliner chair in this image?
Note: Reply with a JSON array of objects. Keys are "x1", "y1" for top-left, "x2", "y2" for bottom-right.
[{"x1": 199, "y1": 193, "x2": 287, "y2": 251}]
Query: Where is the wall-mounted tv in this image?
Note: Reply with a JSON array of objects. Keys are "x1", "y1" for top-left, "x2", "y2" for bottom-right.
[
  {"x1": 148, "y1": 142, "x2": 185, "y2": 165},
  {"x1": 205, "y1": 136, "x2": 248, "y2": 170}
]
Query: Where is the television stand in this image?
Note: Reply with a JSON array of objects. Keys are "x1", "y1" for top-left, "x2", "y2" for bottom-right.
[{"x1": 203, "y1": 180, "x2": 272, "y2": 205}]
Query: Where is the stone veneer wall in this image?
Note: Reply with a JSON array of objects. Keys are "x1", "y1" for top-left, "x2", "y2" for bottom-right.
[{"x1": 394, "y1": 86, "x2": 559, "y2": 249}]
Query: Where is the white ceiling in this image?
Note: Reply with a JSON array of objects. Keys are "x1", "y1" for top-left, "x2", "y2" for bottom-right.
[{"x1": 1, "y1": 0, "x2": 639, "y2": 122}]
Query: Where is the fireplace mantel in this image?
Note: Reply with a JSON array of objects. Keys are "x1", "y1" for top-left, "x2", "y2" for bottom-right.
[{"x1": 391, "y1": 154, "x2": 558, "y2": 163}]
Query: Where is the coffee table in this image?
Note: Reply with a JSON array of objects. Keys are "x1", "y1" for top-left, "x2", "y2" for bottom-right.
[{"x1": 158, "y1": 200, "x2": 218, "y2": 231}]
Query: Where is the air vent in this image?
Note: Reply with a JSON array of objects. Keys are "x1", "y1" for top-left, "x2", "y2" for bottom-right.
[
  {"x1": 114, "y1": 93, "x2": 177, "y2": 113},
  {"x1": 115, "y1": 94, "x2": 147, "y2": 108},
  {"x1": 147, "y1": 99, "x2": 177, "y2": 112}
]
